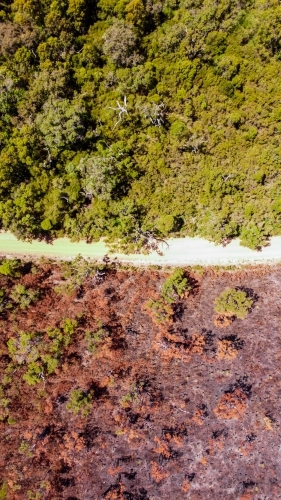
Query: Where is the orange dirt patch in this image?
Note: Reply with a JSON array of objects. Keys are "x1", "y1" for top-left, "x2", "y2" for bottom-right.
[
  {"x1": 182, "y1": 481, "x2": 191, "y2": 492},
  {"x1": 240, "y1": 493, "x2": 253, "y2": 500},
  {"x1": 214, "y1": 314, "x2": 234, "y2": 328},
  {"x1": 150, "y1": 462, "x2": 170, "y2": 483},
  {"x1": 153, "y1": 436, "x2": 171, "y2": 458},
  {"x1": 217, "y1": 339, "x2": 238, "y2": 359},
  {"x1": 214, "y1": 388, "x2": 247, "y2": 419}
]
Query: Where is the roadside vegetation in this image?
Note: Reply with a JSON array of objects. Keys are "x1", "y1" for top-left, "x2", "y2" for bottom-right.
[
  {"x1": 0, "y1": 1, "x2": 281, "y2": 250},
  {"x1": 146, "y1": 268, "x2": 191, "y2": 322}
]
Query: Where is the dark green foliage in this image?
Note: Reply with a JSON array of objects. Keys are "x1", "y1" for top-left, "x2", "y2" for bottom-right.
[
  {"x1": 214, "y1": 287, "x2": 253, "y2": 320},
  {"x1": 0, "y1": 1, "x2": 281, "y2": 248}
]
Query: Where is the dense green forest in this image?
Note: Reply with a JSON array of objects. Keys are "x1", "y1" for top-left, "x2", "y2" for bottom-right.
[{"x1": 0, "y1": 0, "x2": 281, "y2": 250}]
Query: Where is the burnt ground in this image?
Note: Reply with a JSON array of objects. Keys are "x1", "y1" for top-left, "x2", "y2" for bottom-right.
[{"x1": 1, "y1": 262, "x2": 281, "y2": 499}]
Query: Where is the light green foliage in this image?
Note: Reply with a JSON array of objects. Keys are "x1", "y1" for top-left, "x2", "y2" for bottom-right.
[
  {"x1": 23, "y1": 362, "x2": 43, "y2": 386},
  {"x1": 7, "y1": 332, "x2": 43, "y2": 385},
  {"x1": 120, "y1": 385, "x2": 138, "y2": 407},
  {"x1": 1, "y1": 1, "x2": 281, "y2": 249},
  {"x1": 0, "y1": 481, "x2": 8, "y2": 500},
  {"x1": 47, "y1": 318, "x2": 77, "y2": 350},
  {"x1": 66, "y1": 389, "x2": 93, "y2": 416},
  {"x1": 35, "y1": 98, "x2": 85, "y2": 158},
  {"x1": 0, "y1": 259, "x2": 21, "y2": 277},
  {"x1": 146, "y1": 298, "x2": 174, "y2": 323},
  {"x1": 10, "y1": 284, "x2": 39, "y2": 309},
  {"x1": 30, "y1": 265, "x2": 38, "y2": 275},
  {"x1": 161, "y1": 269, "x2": 190, "y2": 303},
  {"x1": 214, "y1": 287, "x2": 253, "y2": 319},
  {"x1": 0, "y1": 385, "x2": 10, "y2": 421},
  {"x1": 85, "y1": 321, "x2": 109, "y2": 353},
  {"x1": 7, "y1": 331, "x2": 39, "y2": 364},
  {"x1": 62, "y1": 318, "x2": 78, "y2": 337},
  {"x1": 18, "y1": 440, "x2": 33, "y2": 457}
]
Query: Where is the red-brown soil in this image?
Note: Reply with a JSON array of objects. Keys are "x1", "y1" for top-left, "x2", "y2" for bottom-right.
[{"x1": 1, "y1": 262, "x2": 281, "y2": 499}]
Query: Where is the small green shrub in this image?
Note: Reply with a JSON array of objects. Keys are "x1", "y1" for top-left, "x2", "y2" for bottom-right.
[
  {"x1": 66, "y1": 389, "x2": 93, "y2": 416},
  {"x1": 23, "y1": 362, "x2": 43, "y2": 385},
  {"x1": 10, "y1": 284, "x2": 39, "y2": 309},
  {"x1": 146, "y1": 269, "x2": 191, "y2": 322},
  {"x1": 120, "y1": 385, "x2": 138, "y2": 408},
  {"x1": 7, "y1": 318, "x2": 78, "y2": 385},
  {"x1": 47, "y1": 319, "x2": 78, "y2": 351},
  {"x1": 214, "y1": 288, "x2": 253, "y2": 319},
  {"x1": 7, "y1": 332, "x2": 39, "y2": 365},
  {"x1": 18, "y1": 440, "x2": 33, "y2": 457},
  {"x1": 54, "y1": 282, "x2": 76, "y2": 296},
  {"x1": 8, "y1": 332, "x2": 43, "y2": 385},
  {"x1": 161, "y1": 269, "x2": 191, "y2": 303},
  {"x1": 27, "y1": 491, "x2": 42, "y2": 500},
  {"x1": 62, "y1": 318, "x2": 78, "y2": 336},
  {"x1": 85, "y1": 321, "x2": 109, "y2": 352},
  {"x1": 0, "y1": 259, "x2": 21, "y2": 277},
  {"x1": 0, "y1": 385, "x2": 10, "y2": 421},
  {"x1": 146, "y1": 298, "x2": 173, "y2": 323},
  {"x1": 41, "y1": 354, "x2": 58, "y2": 374}
]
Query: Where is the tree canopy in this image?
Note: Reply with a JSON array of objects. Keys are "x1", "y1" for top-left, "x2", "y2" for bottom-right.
[{"x1": 0, "y1": 0, "x2": 281, "y2": 250}]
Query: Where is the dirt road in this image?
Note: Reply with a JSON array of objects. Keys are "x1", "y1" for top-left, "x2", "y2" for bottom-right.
[{"x1": 0, "y1": 231, "x2": 281, "y2": 265}]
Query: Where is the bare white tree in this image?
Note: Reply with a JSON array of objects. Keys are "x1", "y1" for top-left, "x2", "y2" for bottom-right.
[
  {"x1": 149, "y1": 102, "x2": 165, "y2": 127},
  {"x1": 109, "y1": 96, "x2": 128, "y2": 129},
  {"x1": 139, "y1": 101, "x2": 165, "y2": 127}
]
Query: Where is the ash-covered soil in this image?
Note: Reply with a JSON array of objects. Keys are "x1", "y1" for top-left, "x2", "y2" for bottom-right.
[{"x1": 1, "y1": 262, "x2": 281, "y2": 500}]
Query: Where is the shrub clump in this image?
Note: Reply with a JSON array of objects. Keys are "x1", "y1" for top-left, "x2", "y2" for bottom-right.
[
  {"x1": 161, "y1": 269, "x2": 191, "y2": 303},
  {"x1": 214, "y1": 288, "x2": 253, "y2": 320},
  {"x1": 85, "y1": 321, "x2": 109, "y2": 353},
  {"x1": 147, "y1": 269, "x2": 191, "y2": 323},
  {"x1": 0, "y1": 259, "x2": 21, "y2": 277},
  {"x1": 6, "y1": 318, "x2": 78, "y2": 385},
  {"x1": 66, "y1": 389, "x2": 93, "y2": 417},
  {"x1": 10, "y1": 284, "x2": 39, "y2": 309}
]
